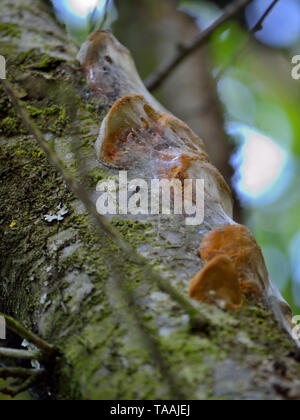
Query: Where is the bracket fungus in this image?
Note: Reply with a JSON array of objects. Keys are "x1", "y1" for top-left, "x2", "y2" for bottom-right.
[
  {"x1": 200, "y1": 225, "x2": 269, "y2": 296},
  {"x1": 190, "y1": 224, "x2": 293, "y2": 328},
  {"x1": 189, "y1": 255, "x2": 243, "y2": 311},
  {"x1": 95, "y1": 93, "x2": 207, "y2": 166},
  {"x1": 95, "y1": 93, "x2": 233, "y2": 217}
]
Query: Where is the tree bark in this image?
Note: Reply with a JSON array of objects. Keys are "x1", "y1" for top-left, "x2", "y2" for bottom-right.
[{"x1": 1, "y1": 0, "x2": 300, "y2": 400}]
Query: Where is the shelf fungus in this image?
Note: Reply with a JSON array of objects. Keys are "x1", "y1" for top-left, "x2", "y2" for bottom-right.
[
  {"x1": 200, "y1": 225, "x2": 269, "y2": 297},
  {"x1": 95, "y1": 93, "x2": 207, "y2": 166},
  {"x1": 95, "y1": 93, "x2": 233, "y2": 218},
  {"x1": 190, "y1": 225, "x2": 293, "y2": 328},
  {"x1": 189, "y1": 255, "x2": 243, "y2": 311},
  {"x1": 188, "y1": 224, "x2": 271, "y2": 309}
]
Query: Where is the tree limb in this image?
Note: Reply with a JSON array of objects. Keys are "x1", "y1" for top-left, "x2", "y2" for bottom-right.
[
  {"x1": 0, "y1": 375, "x2": 38, "y2": 398},
  {"x1": 0, "y1": 347, "x2": 42, "y2": 361},
  {"x1": 0, "y1": 367, "x2": 42, "y2": 380},
  {"x1": 0, "y1": 313, "x2": 56, "y2": 357},
  {"x1": 145, "y1": 0, "x2": 253, "y2": 91},
  {"x1": 0, "y1": 368, "x2": 43, "y2": 398}
]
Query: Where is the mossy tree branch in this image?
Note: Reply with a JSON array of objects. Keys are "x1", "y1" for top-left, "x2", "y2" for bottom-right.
[{"x1": 0, "y1": 0, "x2": 299, "y2": 401}]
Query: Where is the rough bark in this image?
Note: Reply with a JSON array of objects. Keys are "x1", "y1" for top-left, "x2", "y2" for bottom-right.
[{"x1": 1, "y1": 0, "x2": 300, "y2": 401}]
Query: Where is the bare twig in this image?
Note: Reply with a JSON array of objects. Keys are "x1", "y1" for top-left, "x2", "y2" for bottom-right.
[
  {"x1": 1, "y1": 79, "x2": 209, "y2": 331},
  {"x1": 145, "y1": 0, "x2": 253, "y2": 91},
  {"x1": 0, "y1": 368, "x2": 43, "y2": 398},
  {"x1": 0, "y1": 375, "x2": 39, "y2": 398},
  {"x1": 99, "y1": 0, "x2": 111, "y2": 29},
  {"x1": 90, "y1": 0, "x2": 111, "y2": 31},
  {"x1": 0, "y1": 314, "x2": 50, "y2": 398},
  {"x1": 251, "y1": 0, "x2": 280, "y2": 32},
  {"x1": 215, "y1": 0, "x2": 280, "y2": 81},
  {"x1": 0, "y1": 347, "x2": 42, "y2": 361},
  {"x1": 0, "y1": 312, "x2": 56, "y2": 357},
  {"x1": 0, "y1": 367, "x2": 42, "y2": 380}
]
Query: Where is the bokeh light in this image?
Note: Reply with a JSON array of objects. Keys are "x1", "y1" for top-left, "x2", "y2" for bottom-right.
[
  {"x1": 50, "y1": 0, "x2": 116, "y2": 44},
  {"x1": 51, "y1": 0, "x2": 106, "y2": 21},
  {"x1": 67, "y1": 0, "x2": 99, "y2": 17},
  {"x1": 228, "y1": 123, "x2": 292, "y2": 204}
]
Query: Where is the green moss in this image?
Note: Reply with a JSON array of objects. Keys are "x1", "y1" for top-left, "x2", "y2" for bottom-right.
[
  {"x1": 110, "y1": 218, "x2": 155, "y2": 245},
  {"x1": 50, "y1": 105, "x2": 70, "y2": 135},
  {"x1": 0, "y1": 84, "x2": 24, "y2": 137},
  {"x1": 0, "y1": 137, "x2": 75, "y2": 325},
  {"x1": 32, "y1": 56, "x2": 62, "y2": 71},
  {"x1": 0, "y1": 41, "x2": 17, "y2": 55},
  {"x1": 12, "y1": 49, "x2": 62, "y2": 71},
  {"x1": 13, "y1": 49, "x2": 40, "y2": 67},
  {"x1": 0, "y1": 116, "x2": 19, "y2": 136},
  {"x1": 27, "y1": 104, "x2": 60, "y2": 118},
  {"x1": 24, "y1": 104, "x2": 70, "y2": 135},
  {"x1": 87, "y1": 167, "x2": 107, "y2": 187},
  {"x1": 0, "y1": 23, "x2": 21, "y2": 39}
]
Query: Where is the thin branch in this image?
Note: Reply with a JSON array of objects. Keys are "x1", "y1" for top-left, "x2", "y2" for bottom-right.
[
  {"x1": 0, "y1": 375, "x2": 38, "y2": 398},
  {"x1": 0, "y1": 347, "x2": 43, "y2": 361},
  {"x1": 0, "y1": 368, "x2": 43, "y2": 398},
  {"x1": 145, "y1": 0, "x2": 254, "y2": 91},
  {"x1": 0, "y1": 367, "x2": 42, "y2": 380},
  {"x1": 90, "y1": 0, "x2": 110, "y2": 31},
  {"x1": 99, "y1": 0, "x2": 110, "y2": 29},
  {"x1": 251, "y1": 0, "x2": 280, "y2": 31},
  {"x1": 1, "y1": 79, "x2": 209, "y2": 331},
  {"x1": 0, "y1": 312, "x2": 56, "y2": 357},
  {"x1": 215, "y1": 0, "x2": 280, "y2": 81}
]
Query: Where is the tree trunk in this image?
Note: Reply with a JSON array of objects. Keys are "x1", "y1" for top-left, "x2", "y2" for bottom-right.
[{"x1": 1, "y1": 0, "x2": 300, "y2": 400}]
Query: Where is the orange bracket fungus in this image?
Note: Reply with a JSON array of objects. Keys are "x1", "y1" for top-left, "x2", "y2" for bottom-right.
[
  {"x1": 190, "y1": 225, "x2": 293, "y2": 329},
  {"x1": 200, "y1": 225, "x2": 269, "y2": 296},
  {"x1": 189, "y1": 255, "x2": 243, "y2": 312},
  {"x1": 95, "y1": 93, "x2": 233, "y2": 218},
  {"x1": 94, "y1": 93, "x2": 207, "y2": 167}
]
